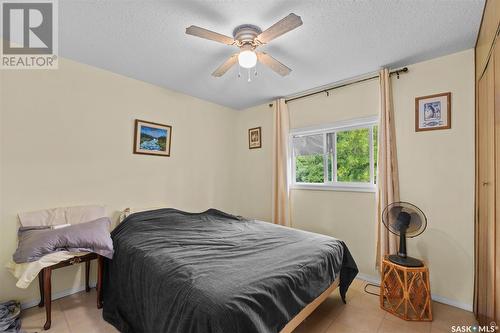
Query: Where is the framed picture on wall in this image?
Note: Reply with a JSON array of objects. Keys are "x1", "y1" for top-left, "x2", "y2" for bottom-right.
[
  {"x1": 134, "y1": 119, "x2": 172, "y2": 156},
  {"x1": 415, "y1": 92, "x2": 451, "y2": 132},
  {"x1": 248, "y1": 127, "x2": 262, "y2": 149}
]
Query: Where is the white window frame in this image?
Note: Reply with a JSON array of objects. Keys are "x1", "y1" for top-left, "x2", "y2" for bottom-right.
[{"x1": 289, "y1": 116, "x2": 378, "y2": 193}]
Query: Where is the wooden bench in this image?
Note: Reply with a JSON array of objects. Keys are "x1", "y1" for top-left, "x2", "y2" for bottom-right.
[{"x1": 37, "y1": 253, "x2": 103, "y2": 330}]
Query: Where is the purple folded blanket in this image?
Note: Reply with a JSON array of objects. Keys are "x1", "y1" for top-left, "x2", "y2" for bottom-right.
[{"x1": 13, "y1": 217, "x2": 114, "y2": 263}]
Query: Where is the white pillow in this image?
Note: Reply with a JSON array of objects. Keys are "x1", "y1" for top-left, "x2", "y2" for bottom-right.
[{"x1": 18, "y1": 205, "x2": 106, "y2": 227}]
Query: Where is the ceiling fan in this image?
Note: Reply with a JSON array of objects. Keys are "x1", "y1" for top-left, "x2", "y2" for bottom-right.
[{"x1": 185, "y1": 13, "x2": 303, "y2": 79}]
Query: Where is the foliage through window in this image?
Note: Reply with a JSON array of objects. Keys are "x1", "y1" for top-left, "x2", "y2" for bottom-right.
[
  {"x1": 293, "y1": 134, "x2": 324, "y2": 183},
  {"x1": 291, "y1": 118, "x2": 378, "y2": 191}
]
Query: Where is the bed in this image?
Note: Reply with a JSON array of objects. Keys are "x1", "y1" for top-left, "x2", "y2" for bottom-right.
[{"x1": 102, "y1": 208, "x2": 358, "y2": 333}]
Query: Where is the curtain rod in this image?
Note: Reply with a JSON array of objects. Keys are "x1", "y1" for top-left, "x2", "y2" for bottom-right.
[{"x1": 284, "y1": 67, "x2": 409, "y2": 104}]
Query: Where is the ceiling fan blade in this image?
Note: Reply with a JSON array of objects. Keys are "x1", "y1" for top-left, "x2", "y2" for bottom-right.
[
  {"x1": 212, "y1": 54, "x2": 238, "y2": 77},
  {"x1": 257, "y1": 52, "x2": 291, "y2": 76},
  {"x1": 186, "y1": 25, "x2": 235, "y2": 45},
  {"x1": 256, "y1": 13, "x2": 303, "y2": 44}
]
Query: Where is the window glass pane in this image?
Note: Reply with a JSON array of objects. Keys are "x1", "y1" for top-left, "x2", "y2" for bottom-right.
[
  {"x1": 292, "y1": 134, "x2": 323, "y2": 155},
  {"x1": 293, "y1": 134, "x2": 324, "y2": 183},
  {"x1": 373, "y1": 125, "x2": 378, "y2": 183},
  {"x1": 336, "y1": 128, "x2": 370, "y2": 182}
]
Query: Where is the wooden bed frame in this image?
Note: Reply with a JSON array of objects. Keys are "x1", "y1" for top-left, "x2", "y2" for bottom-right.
[{"x1": 279, "y1": 277, "x2": 340, "y2": 333}]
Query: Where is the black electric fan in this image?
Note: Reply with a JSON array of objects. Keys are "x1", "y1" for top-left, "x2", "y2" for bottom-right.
[{"x1": 382, "y1": 202, "x2": 427, "y2": 267}]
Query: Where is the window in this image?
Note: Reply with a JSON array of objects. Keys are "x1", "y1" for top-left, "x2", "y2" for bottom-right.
[{"x1": 290, "y1": 117, "x2": 378, "y2": 192}]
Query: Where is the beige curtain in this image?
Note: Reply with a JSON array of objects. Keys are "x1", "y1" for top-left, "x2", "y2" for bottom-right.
[
  {"x1": 376, "y1": 68, "x2": 400, "y2": 270},
  {"x1": 272, "y1": 98, "x2": 291, "y2": 226}
]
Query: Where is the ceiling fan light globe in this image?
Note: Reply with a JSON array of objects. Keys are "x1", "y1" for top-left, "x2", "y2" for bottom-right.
[{"x1": 238, "y1": 50, "x2": 257, "y2": 69}]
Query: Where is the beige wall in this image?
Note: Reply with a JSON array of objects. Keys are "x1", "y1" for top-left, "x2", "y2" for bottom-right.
[
  {"x1": 232, "y1": 103, "x2": 274, "y2": 222},
  {"x1": 393, "y1": 49, "x2": 475, "y2": 309},
  {"x1": 233, "y1": 49, "x2": 475, "y2": 309},
  {"x1": 288, "y1": 79, "x2": 380, "y2": 282},
  {"x1": 0, "y1": 58, "x2": 236, "y2": 303}
]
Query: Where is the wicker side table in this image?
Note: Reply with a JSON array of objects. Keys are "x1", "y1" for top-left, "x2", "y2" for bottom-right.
[{"x1": 380, "y1": 256, "x2": 432, "y2": 321}]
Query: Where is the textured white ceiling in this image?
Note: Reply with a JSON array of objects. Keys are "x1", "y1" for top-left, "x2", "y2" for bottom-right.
[{"x1": 59, "y1": 0, "x2": 484, "y2": 110}]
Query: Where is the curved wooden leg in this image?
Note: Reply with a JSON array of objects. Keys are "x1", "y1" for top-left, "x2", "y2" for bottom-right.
[
  {"x1": 38, "y1": 270, "x2": 44, "y2": 307},
  {"x1": 97, "y1": 255, "x2": 103, "y2": 309},
  {"x1": 85, "y1": 260, "x2": 91, "y2": 292},
  {"x1": 43, "y1": 267, "x2": 52, "y2": 330}
]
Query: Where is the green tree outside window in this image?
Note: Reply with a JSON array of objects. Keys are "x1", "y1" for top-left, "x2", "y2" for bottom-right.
[
  {"x1": 295, "y1": 154, "x2": 324, "y2": 183},
  {"x1": 293, "y1": 124, "x2": 378, "y2": 185},
  {"x1": 336, "y1": 128, "x2": 370, "y2": 182}
]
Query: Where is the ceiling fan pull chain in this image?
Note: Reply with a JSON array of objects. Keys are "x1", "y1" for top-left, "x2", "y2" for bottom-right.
[
  {"x1": 238, "y1": 65, "x2": 241, "y2": 78},
  {"x1": 247, "y1": 68, "x2": 251, "y2": 82}
]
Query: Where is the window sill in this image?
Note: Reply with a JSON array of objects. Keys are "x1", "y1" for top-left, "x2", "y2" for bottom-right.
[{"x1": 290, "y1": 183, "x2": 376, "y2": 193}]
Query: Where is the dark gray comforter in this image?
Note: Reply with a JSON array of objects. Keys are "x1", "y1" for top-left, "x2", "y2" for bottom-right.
[{"x1": 102, "y1": 209, "x2": 358, "y2": 333}]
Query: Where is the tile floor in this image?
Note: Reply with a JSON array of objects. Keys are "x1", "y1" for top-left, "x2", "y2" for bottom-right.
[{"x1": 20, "y1": 279, "x2": 477, "y2": 333}]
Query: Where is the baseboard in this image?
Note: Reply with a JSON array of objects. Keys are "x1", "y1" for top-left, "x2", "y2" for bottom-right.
[
  {"x1": 356, "y1": 273, "x2": 380, "y2": 285},
  {"x1": 354, "y1": 274, "x2": 473, "y2": 312},
  {"x1": 431, "y1": 294, "x2": 473, "y2": 312},
  {"x1": 21, "y1": 282, "x2": 97, "y2": 310}
]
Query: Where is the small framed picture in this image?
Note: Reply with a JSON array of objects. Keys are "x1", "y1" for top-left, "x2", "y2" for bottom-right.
[
  {"x1": 248, "y1": 127, "x2": 262, "y2": 149},
  {"x1": 415, "y1": 92, "x2": 451, "y2": 132},
  {"x1": 134, "y1": 119, "x2": 172, "y2": 156}
]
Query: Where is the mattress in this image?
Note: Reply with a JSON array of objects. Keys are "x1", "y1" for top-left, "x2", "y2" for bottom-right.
[{"x1": 102, "y1": 208, "x2": 358, "y2": 333}]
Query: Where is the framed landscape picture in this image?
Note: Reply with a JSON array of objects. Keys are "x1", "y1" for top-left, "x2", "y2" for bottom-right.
[
  {"x1": 248, "y1": 127, "x2": 262, "y2": 149},
  {"x1": 415, "y1": 92, "x2": 451, "y2": 132},
  {"x1": 134, "y1": 119, "x2": 172, "y2": 156}
]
